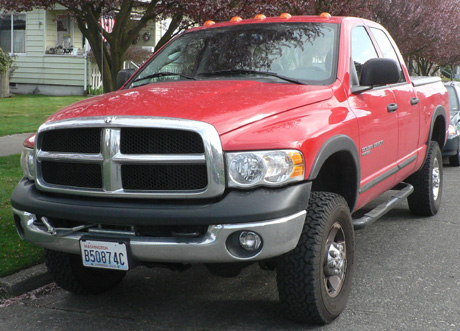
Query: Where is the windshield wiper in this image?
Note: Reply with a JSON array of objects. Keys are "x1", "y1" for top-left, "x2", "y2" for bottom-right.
[
  {"x1": 197, "y1": 69, "x2": 305, "y2": 85},
  {"x1": 133, "y1": 71, "x2": 196, "y2": 85}
]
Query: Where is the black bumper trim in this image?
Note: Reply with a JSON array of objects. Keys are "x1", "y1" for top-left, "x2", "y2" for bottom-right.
[{"x1": 11, "y1": 179, "x2": 311, "y2": 226}]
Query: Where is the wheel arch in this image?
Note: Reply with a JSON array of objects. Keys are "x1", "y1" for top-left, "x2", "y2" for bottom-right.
[
  {"x1": 307, "y1": 135, "x2": 360, "y2": 211},
  {"x1": 428, "y1": 105, "x2": 447, "y2": 149}
]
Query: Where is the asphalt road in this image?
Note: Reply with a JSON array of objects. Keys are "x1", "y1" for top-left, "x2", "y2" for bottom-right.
[{"x1": 1, "y1": 165, "x2": 460, "y2": 330}]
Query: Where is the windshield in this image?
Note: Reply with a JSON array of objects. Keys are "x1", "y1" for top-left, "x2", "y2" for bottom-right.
[{"x1": 129, "y1": 22, "x2": 338, "y2": 88}]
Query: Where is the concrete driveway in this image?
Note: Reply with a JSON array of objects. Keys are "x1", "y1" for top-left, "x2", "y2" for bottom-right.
[{"x1": 0, "y1": 133, "x2": 31, "y2": 156}]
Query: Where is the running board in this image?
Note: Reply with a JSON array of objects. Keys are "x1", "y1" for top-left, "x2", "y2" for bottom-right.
[{"x1": 353, "y1": 182, "x2": 414, "y2": 230}]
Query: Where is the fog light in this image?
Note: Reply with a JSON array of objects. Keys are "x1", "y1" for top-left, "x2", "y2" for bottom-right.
[{"x1": 239, "y1": 231, "x2": 262, "y2": 251}]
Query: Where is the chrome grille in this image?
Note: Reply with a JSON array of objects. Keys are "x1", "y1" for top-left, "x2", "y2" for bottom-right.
[{"x1": 35, "y1": 117, "x2": 225, "y2": 199}]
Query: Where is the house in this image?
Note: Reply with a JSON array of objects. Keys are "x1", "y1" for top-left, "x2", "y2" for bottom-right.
[{"x1": 0, "y1": 6, "x2": 160, "y2": 96}]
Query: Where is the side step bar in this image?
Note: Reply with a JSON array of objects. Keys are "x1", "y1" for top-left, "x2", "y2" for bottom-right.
[{"x1": 353, "y1": 182, "x2": 414, "y2": 230}]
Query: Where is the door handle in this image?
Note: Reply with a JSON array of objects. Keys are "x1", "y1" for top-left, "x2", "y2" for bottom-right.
[
  {"x1": 410, "y1": 97, "x2": 419, "y2": 105},
  {"x1": 387, "y1": 103, "x2": 398, "y2": 112}
]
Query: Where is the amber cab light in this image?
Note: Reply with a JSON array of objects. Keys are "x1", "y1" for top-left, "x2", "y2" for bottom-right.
[
  {"x1": 280, "y1": 13, "x2": 292, "y2": 19},
  {"x1": 230, "y1": 16, "x2": 242, "y2": 22},
  {"x1": 254, "y1": 14, "x2": 266, "y2": 20},
  {"x1": 203, "y1": 20, "x2": 215, "y2": 26},
  {"x1": 320, "y1": 12, "x2": 331, "y2": 18}
]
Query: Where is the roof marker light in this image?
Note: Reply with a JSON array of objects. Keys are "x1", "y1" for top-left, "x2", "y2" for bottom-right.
[
  {"x1": 254, "y1": 14, "x2": 266, "y2": 20},
  {"x1": 230, "y1": 16, "x2": 242, "y2": 22},
  {"x1": 204, "y1": 20, "x2": 215, "y2": 26},
  {"x1": 320, "y1": 12, "x2": 331, "y2": 18},
  {"x1": 280, "y1": 13, "x2": 292, "y2": 19}
]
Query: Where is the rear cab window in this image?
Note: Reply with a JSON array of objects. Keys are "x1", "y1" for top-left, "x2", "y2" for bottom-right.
[{"x1": 369, "y1": 27, "x2": 406, "y2": 83}]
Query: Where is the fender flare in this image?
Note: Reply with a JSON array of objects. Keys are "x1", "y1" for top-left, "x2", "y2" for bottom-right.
[
  {"x1": 426, "y1": 105, "x2": 447, "y2": 147},
  {"x1": 421, "y1": 105, "x2": 447, "y2": 168},
  {"x1": 307, "y1": 134, "x2": 361, "y2": 210}
]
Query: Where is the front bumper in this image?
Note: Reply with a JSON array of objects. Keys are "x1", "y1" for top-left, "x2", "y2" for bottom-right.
[
  {"x1": 13, "y1": 208, "x2": 306, "y2": 263},
  {"x1": 12, "y1": 180, "x2": 311, "y2": 263}
]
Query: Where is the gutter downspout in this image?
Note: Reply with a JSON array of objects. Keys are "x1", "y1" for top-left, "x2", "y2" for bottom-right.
[{"x1": 84, "y1": 52, "x2": 88, "y2": 92}]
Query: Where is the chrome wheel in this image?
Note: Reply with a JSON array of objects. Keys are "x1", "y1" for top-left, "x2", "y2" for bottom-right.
[
  {"x1": 432, "y1": 157, "x2": 440, "y2": 200},
  {"x1": 324, "y1": 222, "x2": 346, "y2": 298}
]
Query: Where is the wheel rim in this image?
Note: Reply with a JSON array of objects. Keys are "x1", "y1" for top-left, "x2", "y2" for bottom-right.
[
  {"x1": 432, "y1": 157, "x2": 440, "y2": 200},
  {"x1": 323, "y1": 222, "x2": 346, "y2": 298}
]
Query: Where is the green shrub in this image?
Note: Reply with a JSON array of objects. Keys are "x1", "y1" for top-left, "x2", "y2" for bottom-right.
[
  {"x1": 0, "y1": 47, "x2": 14, "y2": 75},
  {"x1": 88, "y1": 85, "x2": 104, "y2": 95}
]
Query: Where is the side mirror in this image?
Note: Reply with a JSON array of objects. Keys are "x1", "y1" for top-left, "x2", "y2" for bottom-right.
[
  {"x1": 117, "y1": 69, "x2": 136, "y2": 89},
  {"x1": 360, "y1": 58, "x2": 401, "y2": 86}
]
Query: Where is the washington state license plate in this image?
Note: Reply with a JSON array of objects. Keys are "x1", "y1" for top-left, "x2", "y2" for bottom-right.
[{"x1": 80, "y1": 240, "x2": 129, "y2": 271}]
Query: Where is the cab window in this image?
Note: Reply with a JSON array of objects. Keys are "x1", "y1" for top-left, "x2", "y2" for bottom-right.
[
  {"x1": 370, "y1": 27, "x2": 406, "y2": 83},
  {"x1": 351, "y1": 26, "x2": 378, "y2": 85}
]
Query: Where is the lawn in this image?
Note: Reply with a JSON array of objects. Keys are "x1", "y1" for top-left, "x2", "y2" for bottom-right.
[
  {"x1": 0, "y1": 154, "x2": 44, "y2": 277},
  {"x1": 0, "y1": 94, "x2": 87, "y2": 136}
]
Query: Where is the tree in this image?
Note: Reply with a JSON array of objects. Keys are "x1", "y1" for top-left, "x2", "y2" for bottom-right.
[
  {"x1": 369, "y1": 0, "x2": 460, "y2": 76},
  {"x1": 0, "y1": 0, "x2": 373, "y2": 92},
  {"x1": 2, "y1": 0, "x2": 455, "y2": 92}
]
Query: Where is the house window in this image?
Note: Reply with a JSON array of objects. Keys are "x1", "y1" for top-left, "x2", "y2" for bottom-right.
[{"x1": 0, "y1": 14, "x2": 26, "y2": 54}]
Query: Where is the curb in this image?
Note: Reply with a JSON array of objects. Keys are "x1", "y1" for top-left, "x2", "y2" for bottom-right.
[{"x1": 0, "y1": 263, "x2": 53, "y2": 297}]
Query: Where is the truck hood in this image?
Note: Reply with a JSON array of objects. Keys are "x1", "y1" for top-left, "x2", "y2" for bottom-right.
[{"x1": 46, "y1": 80, "x2": 333, "y2": 134}]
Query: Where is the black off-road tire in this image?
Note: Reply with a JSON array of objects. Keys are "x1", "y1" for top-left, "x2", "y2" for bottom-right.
[
  {"x1": 406, "y1": 141, "x2": 443, "y2": 216},
  {"x1": 276, "y1": 192, "x2": 354, "y2": 324},
  {"x1": 45, "y1": 249, "x2": 126, "y2": 294}
]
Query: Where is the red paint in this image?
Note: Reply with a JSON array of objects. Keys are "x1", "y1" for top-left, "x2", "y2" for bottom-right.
[{"x1": 37, "y1": 15, "x2": 449, "y2": 212}]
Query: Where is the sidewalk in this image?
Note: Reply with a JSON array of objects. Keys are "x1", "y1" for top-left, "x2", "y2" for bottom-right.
[{"x1": 0, "y1": 133, "x2": 32, "y2": 156}]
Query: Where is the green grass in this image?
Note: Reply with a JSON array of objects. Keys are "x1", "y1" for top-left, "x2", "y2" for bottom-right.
[
  {"x1": 0, "y1": 154, "x2": 43, "y2": 277},
  {"x1": 0, "y1": 94, "x2": 87, "y2": 136}
]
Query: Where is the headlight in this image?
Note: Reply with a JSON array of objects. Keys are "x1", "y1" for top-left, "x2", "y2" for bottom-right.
[
  {"x1": 227, "y1": 150, "x2": 304, "y2": 188},
  {"x1": 448, "y1": 124, "x2": 458, "y2": 137},
  {"x1": 20, "y1": 147, "x2": 35, "y2": 180}
]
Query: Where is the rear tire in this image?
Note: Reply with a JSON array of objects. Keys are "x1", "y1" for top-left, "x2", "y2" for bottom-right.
[
  {"x1": 45, "y1": 249, "x2": 126, "y2": 294},
  {"x1": 276, "y1": 192, "x2": 354, "y2": 324},
  {"x1": 407, "y1": 141, "x2": 443, "y2": 216}
]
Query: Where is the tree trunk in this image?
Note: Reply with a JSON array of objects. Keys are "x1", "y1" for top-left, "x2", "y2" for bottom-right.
[{"x1": 0, "y1": 66, "x2": 9, "y2": 98}]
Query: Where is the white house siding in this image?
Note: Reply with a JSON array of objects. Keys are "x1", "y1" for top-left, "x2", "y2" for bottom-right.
[
  {"x1": 10, "y1": 7, "x2": 164, "y2": 96},
  {"x1": 10, "y1": 9, "x2": 87, "y2": 95}
]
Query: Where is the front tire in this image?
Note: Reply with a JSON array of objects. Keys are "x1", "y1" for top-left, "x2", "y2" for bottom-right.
[
  {"x1": 45, "y1": 249, "x2": 126, "y2": 294},
  {"x1": 276, "y1": 192, "x2": 354, "y2": 324},
  {"x1": 407, "y1": 141, "x2": 443, "y2": 216}
]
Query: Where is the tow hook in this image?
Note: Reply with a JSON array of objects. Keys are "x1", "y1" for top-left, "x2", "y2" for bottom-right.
[{"x1": 40, "y1": 217, "x2": 96, "y2": 237}]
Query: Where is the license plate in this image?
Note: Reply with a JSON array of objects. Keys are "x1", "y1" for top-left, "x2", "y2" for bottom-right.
[{"x1": 80, "y1": 240, "x2": 129, "y2": 271}]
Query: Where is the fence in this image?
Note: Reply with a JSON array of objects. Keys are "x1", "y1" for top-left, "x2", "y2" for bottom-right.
[{"x1": 90, "y1": 61, "x2": 139, "y2": 90}]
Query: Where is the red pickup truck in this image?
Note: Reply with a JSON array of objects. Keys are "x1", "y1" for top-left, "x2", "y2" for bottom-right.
[{"x1": 12, "y1": 14, "x2": 448, "y2": 324}]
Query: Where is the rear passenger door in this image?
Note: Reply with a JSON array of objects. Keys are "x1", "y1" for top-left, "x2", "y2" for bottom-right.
[
  {"x1": 348, "y1": 26, "x2": 398, "y2": 191},
  {"x1": 370, "y1": 27, "x2": 420, "y2": 179}
]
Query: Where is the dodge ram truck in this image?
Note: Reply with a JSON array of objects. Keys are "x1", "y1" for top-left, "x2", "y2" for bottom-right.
[{"x1": 12, "y1": 13, "x2": 449, "y2": 324}]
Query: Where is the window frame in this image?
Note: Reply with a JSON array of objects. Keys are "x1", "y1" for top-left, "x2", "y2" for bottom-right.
[
  {"x1": 0, "y1": 13, "x2": 26, "y2": 55},
  {"x1": 350, "y1": 25, "x2": 379, "y2": 87},
  {"x1": 369, "y1": 27, "x2": 406, "y2": 84}
]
